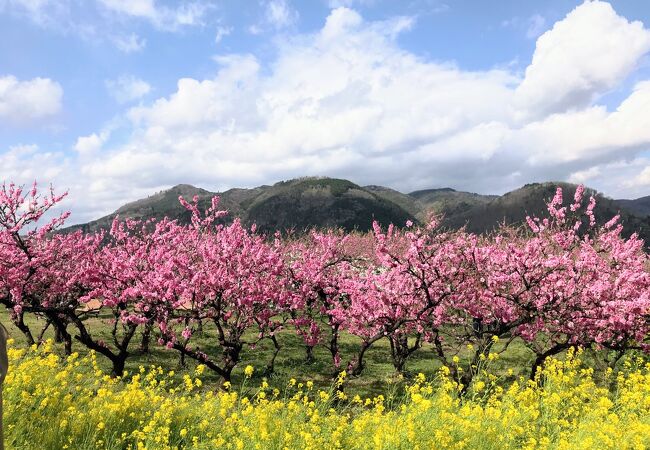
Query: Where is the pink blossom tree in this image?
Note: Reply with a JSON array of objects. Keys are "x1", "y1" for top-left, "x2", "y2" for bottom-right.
[
  {"x1": 338, "y1": 220, "x2": 472, "y2": 376},
  {"x1": 71, "y1": 216, "x2": 196, "y2": 376},
  {"x1": 468, "y1": 186, "x2": 650, "y2": 379},
  {"x1": 1, "y1": 181, "x2": 182, "y2": 375},
  {"x1": 0, "y1": 182, "x2": 84, "y2": 350},
  {"x1": 285, "y1": 230, "x2": 359, "y2": 370},
  {"x1": 153, "y1": 196, "x2": 290, "y2": 382}
]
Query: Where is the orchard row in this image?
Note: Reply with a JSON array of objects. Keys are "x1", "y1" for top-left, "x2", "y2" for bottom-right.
[{"x1": 1, "y1": 182, "x2": 648, "y2": 388}]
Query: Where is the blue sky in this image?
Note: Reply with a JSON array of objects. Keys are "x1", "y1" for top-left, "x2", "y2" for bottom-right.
[{"x1": 1, "y1": 0, "x2": 650, "y2": 223}]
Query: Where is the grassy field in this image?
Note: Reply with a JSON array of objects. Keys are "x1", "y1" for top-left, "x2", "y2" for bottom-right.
[{"x1": 0, "y1": 308, "x2": 547, "y2": 397}]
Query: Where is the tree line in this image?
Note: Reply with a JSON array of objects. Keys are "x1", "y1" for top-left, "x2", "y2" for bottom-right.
[{"x1": 1, "y1": 182, "x2": 648, "y2": 389}]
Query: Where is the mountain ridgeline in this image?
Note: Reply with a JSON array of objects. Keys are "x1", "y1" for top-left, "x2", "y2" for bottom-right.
[{"x1": 66, "y1": 177, "x2": 650, "y2": 245}]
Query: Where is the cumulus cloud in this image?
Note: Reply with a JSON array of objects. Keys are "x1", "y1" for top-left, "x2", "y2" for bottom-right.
[
  {"x1": 0, "y1": 144, "x2": 66, "y2": 180},
  {"x1": 630, "y1": 166, "x2": 650, "y2": 190},
  {"x1": 0, "y1": 75, "x2": 63, "y2": 124},
  {"x1": 566, "y1": 157, "x2": 650, "y2": 200},
  {"x1": 514, "y1": 0, "x2": 650, "y2": 119},
  {"x1": 74, "y1": 130, "x2": 110, "y2": 154},
  {"x1": 510, "y1": 80, "x2": 650, "y2": 166},
  {"x1": 105, "y1": 75, "x2": 152, "y2": 104},
  {"x1": 6, "y1": 1, "x2": 650, "y2": 223}
]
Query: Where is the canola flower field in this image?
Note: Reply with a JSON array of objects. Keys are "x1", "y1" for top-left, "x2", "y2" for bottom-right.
[{"x1": 4, "y1": 340, "x2": 650, "y2": 450}]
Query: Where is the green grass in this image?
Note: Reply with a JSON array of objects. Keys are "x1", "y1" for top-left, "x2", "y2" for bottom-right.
[{"x1": 0, "y1": 308, "x2": 568, "y2": 398}]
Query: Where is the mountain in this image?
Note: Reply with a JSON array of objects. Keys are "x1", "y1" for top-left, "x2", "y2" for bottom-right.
[
  {"x1": 441, "y1": 182, "x2": 650, "y2": 244},
  {"x1": 409, "y1": 188, "x2": 497, "y2": 218},
  {"x1": 66, "y1": 177, "x2": 417, "y2": 234},
  {"x1": 241, "y1": 177, "x2": 417, "y2": 232},
  {"x1": 363, "y1": 185, "x2": 424, "y2": 219},
  {"x1": 65, "y1": 177, "x2": 650, "y2": 245},
  {"x1": 616, "y1": 196, "x2": 650, "y2": 218},
  {"x1": 66, "y1": 184, "x2": 217, "y2": 234}
]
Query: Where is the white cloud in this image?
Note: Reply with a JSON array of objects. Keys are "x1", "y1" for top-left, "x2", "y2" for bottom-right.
[
  {"x1": 97, "y1": 0, "x2": 211, "y2": 31},
  {"x1": 74, "y1": 130, "x2": 110, "y2": 154},
  {"x1": 626, "y1": 164, "x2": 650, "y2": 190},
  {"x1": 0, "y1": 144, "x2": 66, "y2": 181},
  {"x1": 568, "y1": 166, "x2": 601, "y2": 184},
  {"x1": 565, "y1": 158, "x2": 650, "y2": 199},
  {"x1": 80, "y1": 6, "x2": 515, "y2": 196},
  {"x1": 173, "y1": 2, "x2": 209, "y2": 27},
  {"x1": 510, "y1": 80, "x2": 650, "y2": 166},
  {"x1": 215, "y1": 25, "x2": 232, "y2": 44},
  {"x1": 97, "y1": 0, "x2": 156, "y2": 18},
  {"x1": 0, "y1": 75, "x2": 63, "y2": 124},
  {"x1": 105, "y1": 75, "x2": 152, "y2": 104},
  {"x1": 112, "y1": 33, "x2": 147, "y2": 53},
  {"x1": 2, "y1": 0, "x2": 70, "y2": 27},
  {"x1": 1, "y1": 0, "x2": 208, "y2": 51},
  {"x1": 77, "y1": 4, "x2": 650, "y2": 203},
  {"x1": 526, "y1": 14, "x2": 546, "y2": 39},
  {"x1": 327, "y1": 0, "x2": 374, "y2": 8},
  {"x1": 503, "y1": 13, "x2": 547, "y2": 40},
  {"x1": 248, "y1": 0, "x2": 298, "y2": 34},
  {"x1": 265, "y1": 0, "x2": 299, "y2": 29},
  {"x1": 7, "y1": 1, "x2": 650, "y2": 223},
  {"x1": 515, "y1": 0, "x2": 650, "y2": 119}
]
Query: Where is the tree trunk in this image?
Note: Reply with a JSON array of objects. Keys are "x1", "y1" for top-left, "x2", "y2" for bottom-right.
[
  {"x1": 264, "y1": 335, "x2": 281, "y2": 376},
  {"x1": 529, "y1": 343, "x2": 571, "y2": 380},
  {"x1": 51, "y1": 320, "x2": 72, "y2": 356},
  {"x1": 54, "y1": 325, "x2": 64, "y2": 343},
  {"x1": 140, "y1": 322, "x2": 152, "y2": 354},
  {"x1": 111, "y1": 353, "x2": 128, "y2": 378},
  {"x1": 221, "y1": 342, "x2": 242, "y2": 383},
  {"x1": 390, "y1": 334, "x2": 409, "y2": 373},
  {"x1": 348, "y1": 340, "x2": 373, "y2": 376},
  {"x1": 328, "y1": 323, "x2": 340, "y2": 369},
  {"x1": 58, "y1": 325, "x2": 73, "y2": 356},
  {"x1": 389, "y1": 333, "x2": 423, "y2": 375},
  {"x1": 305, "y1": 345, "x2": 315, "y2": 364},
  {"x1": 36, "y1": 320, "x2": 52, "y2": 344},
  {"x1": 13, "y1": 312, "x2": 35, "y2": 346},
  {"x1": 0, "y1": 323, "x2": 9, "y2": 450},
  {"x1": 69, "y1": 314, "x2": 137, "y2": 378}
]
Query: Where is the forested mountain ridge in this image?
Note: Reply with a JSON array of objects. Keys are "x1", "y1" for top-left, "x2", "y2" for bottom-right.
[{"x1": 65, "y1": 177, "x2": 650, "y2": 244}]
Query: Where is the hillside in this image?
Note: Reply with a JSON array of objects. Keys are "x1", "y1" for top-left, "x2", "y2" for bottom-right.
[
  {"x1": 65, "y1": 178, "x2": 650, "y2": 245},
  {"x1": 616, "y1": 196, "x2": 650, "y2": 218},
  {"x1": 409, "y1": 188, "x2": 497, "y2": 218},
  {"x1": 66, "y1": 177, "x2": 417, "y2": 234},
  {"x1": 66, "y1": 184, "x2": 218, "y2": 234},
  {"x1": 363, "y1": 185, "x2": 425, "y2": 219},
  {"x1": 442, "y1": 182, "x2": 650, "y2": 244},
  {"x1": 242, "y1": 178, "x2": 416, "y2": 232}
]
